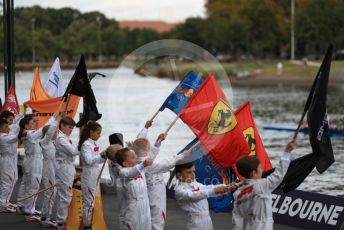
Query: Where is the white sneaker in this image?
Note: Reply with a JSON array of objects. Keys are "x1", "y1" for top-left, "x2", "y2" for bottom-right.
[
  {"x1": 25, "y1": 214, "x2": 41, "y2": 222},
  {"x1": 41, "y1": 219, "x2": 57, "y2": 228},
  {"x1": 32, "y1": 210, "x2": 41, "y2": 216},
  {"x1": 7, "y1": 203, "x2": 17, "y2": 209},
  {"x1": 0, "y1": 206, "x2": 16, "y2": 213},
  {"x1": 16, "y1": 206, "x2": 25, "y2": 215}
]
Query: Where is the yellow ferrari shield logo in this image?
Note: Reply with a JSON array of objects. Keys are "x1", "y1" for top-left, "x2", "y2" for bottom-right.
[
  {"x1": 208, "y1": 100, "x2": 237, "y2": 135},
  {"x1": 243, "y1": 127, "x2": 256, "y2": 155}
]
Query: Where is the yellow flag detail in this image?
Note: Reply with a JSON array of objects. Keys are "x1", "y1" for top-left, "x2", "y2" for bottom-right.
[
  {"x1": 208, "y1": 100, "x2": 237, "y2": 135},
  {"x1": 243, "y1": 127, "x2": 256, "y2": 155}
]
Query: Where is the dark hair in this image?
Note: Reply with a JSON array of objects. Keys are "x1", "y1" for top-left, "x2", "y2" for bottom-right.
[
  {"x1": 18, "y1": 116, "x2": 34, "y2": 139},
  {"x1": 175, "y1": 162, "x2": 195, "y2": 174},
  {"x1": 0, "y1": 118, "x2": 8, "y2": 128},
  {"x1": 78, "y1": 121, "x2": 102, "y2": 150},
  {"x1": 236, "y1": 156, "x2": 261, "y2": 178},
  {"x1": 59, "y1": 116, "x2": 76, "y2": 130},
  {"x1": 115, "y1": 147, "x2": 131, "y2": 166},
  {"x1": 41, "y1": 125, "x2": 51, "y2": 139},
  {"x1": 0, "y1": 111, "x2": 14, "y2": 119}
]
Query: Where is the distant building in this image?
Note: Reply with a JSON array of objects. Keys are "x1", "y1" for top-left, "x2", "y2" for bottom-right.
[{"x1": 119, "y1": 20, "x2": 178, "y2": 33}]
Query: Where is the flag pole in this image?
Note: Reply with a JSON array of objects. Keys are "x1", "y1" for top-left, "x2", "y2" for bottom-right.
[
  {"x1": 17, "y1": 185, "x2": 56, "y2": 202},
  {"x1": 165, "y1": 114, "x2": 180, "y2": 135},
  {"x1": 293, "y1": 110, "x2": 307, "y2": 141},
  {"x1": 149, "y1": 110, "x2": 160, "y2": 122},
  {"x1": 156, "y1": 115, "x2": 180, "y2": 144},
  {"x1": 96, "y1": 159, "x2": 107, "y2": 187}
]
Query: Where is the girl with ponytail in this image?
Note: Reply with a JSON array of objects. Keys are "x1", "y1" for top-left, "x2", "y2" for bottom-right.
[
  {"x1": 16, "y1": 113, "x2": 59, "y2": 222},
  {"x1": 79, "y1": 121, "x2": 106, "y2": 229}
]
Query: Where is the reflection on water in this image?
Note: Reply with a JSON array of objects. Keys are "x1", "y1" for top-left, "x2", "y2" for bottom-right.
[{"x1": 3, "y1": 68, "x2": 343, "y2": 196}]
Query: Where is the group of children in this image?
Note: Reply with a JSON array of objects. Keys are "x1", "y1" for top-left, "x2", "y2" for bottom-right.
[
  {"x1": 0, "y1": 109, "x2": 107, "y2": 229},
  {"x1": 0, "y1": 107, "x2": 296, "y2": 230}
]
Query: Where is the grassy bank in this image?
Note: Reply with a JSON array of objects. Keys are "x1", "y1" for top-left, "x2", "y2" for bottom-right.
[
  {"x1": 1, "y1": 60, "x2": 119, "y2": 71},
  {"x1": 135, "y1": 60, "x2": 344, "y2": 86}
]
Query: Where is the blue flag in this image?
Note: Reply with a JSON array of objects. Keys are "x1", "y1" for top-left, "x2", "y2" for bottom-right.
[
  {"x1": 159, "y1": 71, "x2": 203, "y2": 114},
  {"x1": 178, "y1": 138, "x2": 236, "y2": 212}
]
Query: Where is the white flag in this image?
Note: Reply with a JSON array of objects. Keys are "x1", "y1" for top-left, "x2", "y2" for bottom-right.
[{"x1": 44, "y1": 57, "x2": 64, "y2": 97}]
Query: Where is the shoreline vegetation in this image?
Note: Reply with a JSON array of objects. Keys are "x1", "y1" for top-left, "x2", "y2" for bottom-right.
[{"x1": 4, "y1": 60, "x2": 344, "y2": 87}]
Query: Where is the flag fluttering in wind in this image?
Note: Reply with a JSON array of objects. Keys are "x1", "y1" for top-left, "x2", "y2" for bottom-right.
[
  {"x1": 233, "y1": 101, "x2": 272, "y2": 180},
  {"x1": 24, "y1": 67, "x2": 79, "y2": 127},
  {"x1": 30, "y1": 68, "x2": 51, "y2": 101},
  {"x1": 25, "y1": 95, "x2": 80, "y2": 127},
  {"x1": 262, "y1": 153, "x2": 320, "y2": 193},
  {"x1": 63, "y1": 55, "x2": 101, "y2": 127},
  {"x1": 1, "y1": 85, "x2": 19, "y2": 115},
  {"x1": 44, "y1": 57, "x2": 64, "y2": 97},
  {"x1": 262, "y1": 45, "x2": 334, "y2": 192},
  {"x1": 180, "y1": 74, "x2": 250, "y2": 167},
  {"x1": 305, "y1": 44, "x2": 334, "y2": 173},
  {"x1": 63, "y1": 55, "x2": 90, "y2": 99},
  {"x1": 159, "y1": 71, "x2": 203, "y2": 114}
]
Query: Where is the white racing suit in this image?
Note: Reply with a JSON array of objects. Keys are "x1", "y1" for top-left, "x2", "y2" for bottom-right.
[
  {"x1": 19, "y1": 117, "x2": 57, "y2": 215},
  {"x1": 118, "y1": 163, "x2": 151, "y2": 230},
  {"x1": 0, "y1": 132, "x2": 19, "y2": 209},
  {"x1": 232, "y1": 152, "x2": 291, "y2": 230},
  {"x1": 138, "y1": 148, "x2": 184, "y2": 230},
  {"x1": 6, "y1": 113, "x2": 24, "y2": 202},
  {"x1": 40, "y1": 125, "x2": 57, "y2": 220},
  {"x1": 137, "y1": 127, "x2": 171, "y2": 230},
  {"x1": 175, "y1": 181, "x2": 225, "y2": 230},
  {"x1": 108, "y1": 161, "x2": 126, "y2": 229},
  {"x1": 55, "y1": 130, "x2": 80, "y2": 225},
  {"x1": 80, "y1": 138, "x2": 104, "y2": 227}
]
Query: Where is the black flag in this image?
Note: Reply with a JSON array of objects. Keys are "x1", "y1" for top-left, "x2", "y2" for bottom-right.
[
  {"x1": 63, "y1": 55, "x2": 102, "y2": 127},
  {"x1": 63, "y1": 55, "x2": 90, "y2": 100},
  {"x1": 262, "y1": 153, "x2": 320, "y2": 193},
  {"x1": 306, "y1": 44, "x2": 334, "y2": 173},
  {"x1": 262, "y1": 45, "x2": 334, "y2": 192}
]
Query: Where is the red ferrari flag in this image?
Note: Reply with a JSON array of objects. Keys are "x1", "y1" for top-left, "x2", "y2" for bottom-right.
[
  {"x1": 1, "y1": 85, "x2": 19, "y2": 115},
  {"x1": 180, "y1": 74, "x2": 250, "y2": 167},
  {"x1": 234, "y1": 101, "x2": 272, "y2": 172}
]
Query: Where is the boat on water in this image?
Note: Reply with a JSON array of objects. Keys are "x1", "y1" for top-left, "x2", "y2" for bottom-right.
[
  {"x1": 262, "y1": 116, "x2": 344, "y2": 137},
  {"x1": 262, "y1": 124, "x2": 344, "y2": 137}
]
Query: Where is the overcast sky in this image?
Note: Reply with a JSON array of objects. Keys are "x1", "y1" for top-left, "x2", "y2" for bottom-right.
[{"x1": 14, "y1": 0, "x2": 206, "y2": 23}]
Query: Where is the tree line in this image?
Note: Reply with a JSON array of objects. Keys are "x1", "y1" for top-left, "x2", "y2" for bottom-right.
[{"x1": 0, "y1": 0, "x2": 343, "y2": 62}]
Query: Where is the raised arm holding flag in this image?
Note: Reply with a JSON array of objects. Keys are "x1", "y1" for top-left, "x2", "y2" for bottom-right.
[{"x1": 263, "y1": 44, "x2": 335, "y2": 192}]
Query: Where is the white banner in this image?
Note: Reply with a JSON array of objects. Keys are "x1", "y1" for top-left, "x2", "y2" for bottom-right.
[{"x1": 44, "y1": 57, "x2": 64, "y2": 97}]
